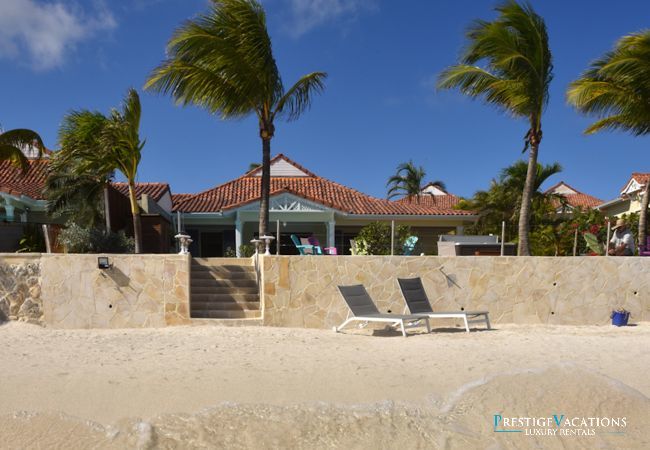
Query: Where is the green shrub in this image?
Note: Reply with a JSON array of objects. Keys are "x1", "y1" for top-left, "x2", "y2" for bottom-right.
[
  {"x1": 16, "y1": 224, "x2": 46, "y2": 253},
  {"x1": 355, "y1": 222, "x2": 411, "y2": 255},
  {"x1": 239, "y1": 243, "x2": 255, "y2": 257},
  {"x1": 58, "y1": 222, "x2": 134, "y2": 253}
]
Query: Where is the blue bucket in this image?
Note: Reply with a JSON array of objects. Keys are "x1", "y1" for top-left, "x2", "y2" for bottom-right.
[{"x1": 611, "y1": 311, "x2": 630, "y2": 327}]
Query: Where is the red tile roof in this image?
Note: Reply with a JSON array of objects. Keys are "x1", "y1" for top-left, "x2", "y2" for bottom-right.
[
  {"x1": 545, "y1": 182, "x2": 603, "y2": 209},
  {"x1": 394, "y1": 193, "x2": 462, "y2": 210},
  {"x1": 0, "y1": 159, "x2": 49, "y2": 199},
  {"x1": 111, "y1": 182, "x2": 170, "y2": 202},
  {"x1": 171, "y1": 193, "x2": 194, "y2": 209},
  {"x1": 174, "y1": 154, "x2": 475, "y2": 216}
]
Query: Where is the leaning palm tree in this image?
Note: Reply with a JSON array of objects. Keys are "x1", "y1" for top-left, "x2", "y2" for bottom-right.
[
  {"x1": 145, "y1": 0, "x2": 326, "y2": 239},
  {"x1": 52, "y1": 90, "x2": 145, "y2": 253},
  {"x1": 0, "y1": 127, "x2": 45, "y2": 172},
  {"x1": 567, "y1": 30, "x2": 650, "y2": 249},
  {"x1": 50, "y1": 111, "x2": 114, "y2": 231},
  {"x1": 437, "y1": 0, "x2": 553, "y2": 255}
]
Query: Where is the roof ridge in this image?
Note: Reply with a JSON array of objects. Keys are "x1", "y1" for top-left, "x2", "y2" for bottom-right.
[{"x1": 244, "y1": 153, "x2": 318, "y2": 178}]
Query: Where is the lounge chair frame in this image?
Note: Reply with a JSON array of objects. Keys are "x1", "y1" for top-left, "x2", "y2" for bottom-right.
[
  {"x1": 398, "y1": 277, "x2": 491, "y2": 333},
  {"x1": 335, "y1": 285, "x2": 430, "y2": 337}
]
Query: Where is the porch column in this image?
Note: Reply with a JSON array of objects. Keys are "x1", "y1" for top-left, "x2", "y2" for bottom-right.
[
  {"x1": 4, "y1": 200, "x2": 15, "y2": 221},
  {"x1": 326, "y1": 220, "x2": 335, "y2": 249},
  {"x1": 235, "y1": 214, "x2": 243, "y2": 257},
  {"x1": 456, "y1": 225, "x2": 464, "y2": 235}
]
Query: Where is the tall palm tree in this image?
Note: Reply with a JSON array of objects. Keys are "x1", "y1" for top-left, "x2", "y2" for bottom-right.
[
  {"x1": 52, "y1": 90, "x2": 145, "y2": 253},
  {"x1": 145, "y1": 0, "x2": 326, "y2": 239},
  {"x1": 386, "y1": 161, "x2": 446, "y2": 203},
  {"x1": 437, "y1": 0, "x2": 553, "y2": 255},
  {"x1": 567, "y1": 31, "x2": 650, "y2": 249},
  {"x1": 0, "y1": 128, "x2": 45, "y2": 172}
]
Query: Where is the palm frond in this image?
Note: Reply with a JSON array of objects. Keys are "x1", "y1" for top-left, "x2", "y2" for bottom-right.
[
  {"x1": 274, "y1": 72, "x2": 327, "y2": 121},
  {"x1": 0, "y1": 129, "x2": 45, "y2": 156},
  {"x1": 568, "y1": 30, "x2": 650, "y2": 136},
  {"x1": 0, "y1": 144, "x2": 29, "y2": 172}
]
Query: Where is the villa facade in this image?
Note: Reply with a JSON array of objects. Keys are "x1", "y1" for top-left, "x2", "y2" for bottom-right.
[
  {"x1": 544, "y1": 181, "x2": 603, "y2": 214},
  {"x1": 173, "y1": 155, "x2": 478, "y2": 256},
  {"x1": 598, "y1": 173, "x2": 649, "y2": 218}
]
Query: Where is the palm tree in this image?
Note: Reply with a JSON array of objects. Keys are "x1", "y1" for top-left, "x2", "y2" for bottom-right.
[
  {"x1": 387, "y1": 161, "x2": 446, "y2": 204},
  {"x1": 387, "y1": 161, "x2": 427, "y2": 202},
  {"x1": 437, "y1": 0, "x2": 553, "y2": 255},
  {"x1": 567, "y1": 31, "x2": 650, "y2": 249},
  {"x1": 0, "y1": 128, "x2": 45, "y2": 172},
  {"x1": 50, "y1": 111, "x2": 113, "y2": 231},
  {"x1": 145, "y1": 0, "x2": 326, "y2": 239},
  {"x1": 51, "y1": 90, "x2": 145, "y2": 253}
]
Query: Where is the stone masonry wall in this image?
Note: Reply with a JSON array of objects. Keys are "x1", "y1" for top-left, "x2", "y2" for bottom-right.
[
  {"x1": 0, "y1": 255, "x2": 43, "y2": 325},
  {"x1": 0, "y1": 254, "x2": 190, "y2": 329},
  {"x1": 260, "y1": 256, "x2": 650, "y2": 329}
]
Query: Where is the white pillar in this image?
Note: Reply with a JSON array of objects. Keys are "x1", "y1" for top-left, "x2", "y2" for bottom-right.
[
  {"x1": 235, "y1": 215, "x2": 243, "y2": 257},
  {"x1": 327, "y1": 220, "x2": 335, "y2": 249},
  {"x1": 456, "y1": 225, "x2": 464, "y2": 235},
  {"x1": 4, "y1": 201, "x2": 15, "y2": 221}
]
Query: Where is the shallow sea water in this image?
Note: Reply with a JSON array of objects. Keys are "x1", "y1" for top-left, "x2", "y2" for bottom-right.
[{"x1": 2, "y1": 366, "x2": 648, "y2": 449}]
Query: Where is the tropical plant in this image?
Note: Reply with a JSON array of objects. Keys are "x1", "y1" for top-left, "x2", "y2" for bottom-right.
[
  {"x1": 567, "y1": 30, "x2": 650, "y2": 249},
  {"x1": 57, "y1": 222, "x2": 134, "y2": 254},
  {"x1": 50, "y1": 90, "x2": 146, "y2": 252},
  {"x1": 386, "y1": 161, "x2": 446, "y2": 203},
  {"x1": 145, "y1": 0, "x2": 327, "y2": 238},
  {"x1": 458, "y1": 160, "x2": 562, "y2": 247},
  {"x1": 437, "y1": 0, "x2": 553, "y2": 255},
  {"x1": 0, "y1": 127, "x2": 45, "y2": 172},
  {"x1": 16, "y1": 224, "x2": 46, "y2": 253},
  {"x1": 354, "y1": 221, "x2": 411, "y2": 255},
  {"x1": 239, "y1": 243, "x2": 255, "y2": 257}
]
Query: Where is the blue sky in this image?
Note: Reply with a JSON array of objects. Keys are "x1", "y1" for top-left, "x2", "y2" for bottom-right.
[{"x1": 1, "y1": 0, "x2": 649, "y2": 202}]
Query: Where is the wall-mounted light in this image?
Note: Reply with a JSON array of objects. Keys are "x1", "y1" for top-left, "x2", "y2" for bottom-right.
[{"x1": 97, "y1": 256, "x2": 112, "y2": 270}]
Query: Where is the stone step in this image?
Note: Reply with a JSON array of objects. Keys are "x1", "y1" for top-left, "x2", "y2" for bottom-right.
[
  {"x1": 191, "y1": 264, "x2": 256, "y2": 274},
  {"x1": 191, "y1": 293, "x2": 259, "y2": 303},
  {"x1": 191, "y1": 286, "x2": 259, "y2": 295},
  {"x1": 192, "y1": 257, "x2": 254, "y2": 267},
  {"x1": 190, "y1": 310, "x2": 262, "y2": 319},
  {"x1": 190, "y1": 278, "x2": 258, "y2": 289},
  {"x1": 190, "y1": 318, "x2": 263, "y2": 327},
  {"x1": 190, "y1": 301, "x2": 260, "y2": 311},
  {"x1": 191, "y1": 271, "x2": 256, "y2": 280}
]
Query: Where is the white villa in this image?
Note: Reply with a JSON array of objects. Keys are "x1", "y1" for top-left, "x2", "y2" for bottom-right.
[{"x1": 173, "y1": 154, "x2": 477, "y2": 256}]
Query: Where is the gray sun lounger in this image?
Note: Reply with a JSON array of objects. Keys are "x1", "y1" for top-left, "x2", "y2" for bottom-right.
[
  {"x1": 397, "y1": 277, "x2": 491, "y2": 333},
  {"x1": 335, "y1": 285, "x2": 431, "y2": 337}
]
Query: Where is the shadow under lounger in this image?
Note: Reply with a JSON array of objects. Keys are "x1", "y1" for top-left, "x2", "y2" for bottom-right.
[
  {"x1": 335, "y1": 285, "x2": 430, "y2": 337},
  {"x1": 397, "y1": 277, "x2": 491, "y2": 332}
]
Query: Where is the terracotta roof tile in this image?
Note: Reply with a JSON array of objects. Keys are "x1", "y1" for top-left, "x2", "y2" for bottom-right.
[
  {"x1": 111, "y1": 182, "x2": 170, "y2": 202},
  {"x1": 171, "y1": 193, "x2": 194, "y2": 209},
  {"x1": 174, "y1": 155, "x2": 475, "y2": 216},
  {"x1": 545, "y1": 182, "x2": 603, "y2": 209},
  {"x1": 0, "y1": 159, "x2": 49, "y2": 199},
  {"x1": 394, "y1": 193, "x2": 463, "y2": 210}
]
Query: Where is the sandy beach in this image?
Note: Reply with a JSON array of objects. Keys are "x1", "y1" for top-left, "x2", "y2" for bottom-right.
[{"x1": 1, "y1": 321, "x2": 649, "y2": 449}]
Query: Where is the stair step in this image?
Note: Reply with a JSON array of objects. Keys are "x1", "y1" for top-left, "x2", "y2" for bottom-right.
[
  {"x1": 191, "y1": 264, "x2": 256, "y2": 274},
  {"x1": 192, "y1": 258, "x2": 253, "y2": 266},
  {"x1": 190, "y1": 278, "x2": 258, "y2": 288},
  {"x1": 190, "y1": 318, "x2": 263, "y2": 327},
  {"x1": 190, "y1": 310, "x2": 262, "y2": 319},
  {"x1": 191, "y1": 293, "x2": 259, "y2": 302},
  {"x1": 191, "y1": 271, "x2": 256, "y2": 280},
  {"x1": 190, "y1": 301, "x2": 260, "y2": 311},
  {"x1": 191, "y1": 286, "x2": 258, "y2": 294}
]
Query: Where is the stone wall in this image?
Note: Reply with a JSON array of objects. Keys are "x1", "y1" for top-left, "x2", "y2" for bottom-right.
[
  {"x1": 0, "y1": 253, "x2": 190, "y2": 329},
  {"x1": 0, "y1": 255, "x2": 43, "y2": 325},
  {"x1": 260, "y1": 256, "x2": 650, "y2": 329}
]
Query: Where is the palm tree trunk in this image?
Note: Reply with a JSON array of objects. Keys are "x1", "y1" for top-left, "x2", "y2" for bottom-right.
[
  {"x1": 638, "y1": 181, "x2": 650, "y2": 251},
  {"x1": 259, "y1": 137, "x2": 271, "y2": 239},
  {"x1": 103, "y1": 185, "x2": 112, "y2": 233},
  {"x1": 517, "y1": 141, "x2": 539, "y2": 256},
  {"x1": 127, "y1": 181, "x2": 143, "y2": 254}
]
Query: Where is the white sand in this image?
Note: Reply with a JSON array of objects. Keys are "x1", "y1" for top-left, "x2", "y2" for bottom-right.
[{"x1": 1, "y1": 322, "x2": 649, "y2": 449}]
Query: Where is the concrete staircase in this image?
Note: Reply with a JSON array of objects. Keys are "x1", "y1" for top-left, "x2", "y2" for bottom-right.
[{"x1": 190, "y1": 258, "x2": 261, "y2": 320}]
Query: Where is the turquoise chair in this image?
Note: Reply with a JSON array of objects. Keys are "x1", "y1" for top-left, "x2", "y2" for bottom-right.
[
  {"x1": 290, "y1": 234, "x2": 322, "y2": 255},
  {"x1": 402, "y1": 236, "x2": 418, "y2": 255}
]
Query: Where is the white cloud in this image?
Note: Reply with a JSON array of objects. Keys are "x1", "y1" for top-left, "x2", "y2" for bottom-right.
[
  {"x1": 285, "y1": 0, "x2": 376, "y2": 37},
  {"x1": 0, "y1": 0, "x2": 116, "y2": 71}
]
